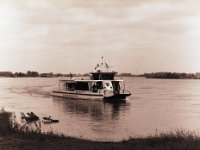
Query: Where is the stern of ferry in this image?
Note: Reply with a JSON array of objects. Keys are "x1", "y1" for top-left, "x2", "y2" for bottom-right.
[{"x1": 103, "y1": 89, "x2": 131, "y2": 101}]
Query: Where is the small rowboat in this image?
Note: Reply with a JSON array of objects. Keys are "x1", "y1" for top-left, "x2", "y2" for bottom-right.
[{"x1": 42, "y1": 116, "x2": 59, "y2": 123}]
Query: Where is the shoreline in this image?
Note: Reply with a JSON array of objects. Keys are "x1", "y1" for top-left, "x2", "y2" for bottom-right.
[{"x1": 1, "y1": 111, "x2": 200, "y2": 150}]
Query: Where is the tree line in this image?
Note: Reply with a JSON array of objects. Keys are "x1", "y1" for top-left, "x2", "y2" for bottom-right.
[
  {"x1": 0, "y1": 71, "x2": 137, "y2": 78},
  {"x1": 0, "y1": 71, "x2": 84, "y2": 78},
  {"x1": 142, "y1": 72, "x2": 200, "y2": 79},
  {"x1": 1, "y1": 71, "x2": 200, "y2": 79}
]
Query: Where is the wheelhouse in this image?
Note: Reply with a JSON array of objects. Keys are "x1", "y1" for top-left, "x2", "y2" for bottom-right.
[{"x1": 90, "y1": 71, "x2": 117, "y2": 80}]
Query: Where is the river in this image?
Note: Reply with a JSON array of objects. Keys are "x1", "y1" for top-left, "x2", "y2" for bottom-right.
[{"x1": 1, "y1": 77, "x2": 200, "y2": 141}]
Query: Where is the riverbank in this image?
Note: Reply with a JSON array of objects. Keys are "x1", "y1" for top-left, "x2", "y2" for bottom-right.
[{"x1": 1, "y1": 111, "x2": 200, "y2": 150}]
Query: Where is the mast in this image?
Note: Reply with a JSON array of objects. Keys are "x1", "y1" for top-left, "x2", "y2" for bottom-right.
[{"x1": 90, "y1": 57, "x2": 117, "y2": 80}]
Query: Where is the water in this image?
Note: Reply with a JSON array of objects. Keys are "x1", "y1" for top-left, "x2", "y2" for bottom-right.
[{"x1": 1, "y1": 77, "x2": 200, "y2": 141}]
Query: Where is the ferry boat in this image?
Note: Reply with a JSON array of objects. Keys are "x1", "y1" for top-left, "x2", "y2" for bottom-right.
[{"x1": 52, "y1": 60, "x2": 131, "y2": 101}]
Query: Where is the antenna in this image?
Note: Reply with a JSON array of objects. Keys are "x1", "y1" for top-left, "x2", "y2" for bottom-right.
[
  {"x1": 101, "y1": 56, "x2": 104, "y2": 70},
  {"x1": 94, "y1": 56, "x2": 114, "y2": 72}
]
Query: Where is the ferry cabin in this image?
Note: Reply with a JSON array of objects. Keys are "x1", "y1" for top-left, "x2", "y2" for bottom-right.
[{"x1": 56, "y1": 79, "x2": 128, "y2": 99}]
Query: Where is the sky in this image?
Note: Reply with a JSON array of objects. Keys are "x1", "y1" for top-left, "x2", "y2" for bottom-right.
[{"x1": 0, "y1": 0, "x2": 200, "y2": 74}]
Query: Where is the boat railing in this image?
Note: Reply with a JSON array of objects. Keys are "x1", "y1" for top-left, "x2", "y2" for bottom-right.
[
  {"x1": 118, "y1": 89, "x2": 131, "y2": 95},
  {"x1": 105, "y1": 89, "x2": 131, "y2": 95}
]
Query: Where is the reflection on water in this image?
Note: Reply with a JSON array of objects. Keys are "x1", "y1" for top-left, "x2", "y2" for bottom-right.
[
  {"x1": 50, "y1": 97, "x2": 131, "y2": 141},
  {"x1": 53, "y1": 97, "x2": 129, "y2": 121}
]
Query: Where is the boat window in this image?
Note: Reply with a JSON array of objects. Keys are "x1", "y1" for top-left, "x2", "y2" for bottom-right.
[
  {"x1": 119, "y1": 81, "x2": 124, "y2": 90},
  {"x1": 66, "y1": 83, "x2": 76, "y2": 91},
  {"x1": 75, "y1": 82, "x2": 89, "y2": 91},
  {"x1": 112, "y1": 81, "x2": 120, "y2": 93},
  {"x1": 96, "y1": 81, "x2": 103, "y2": 89},
  {"x1": 92, "y1": 83, "x2": 98, "y2": 93},
  {"x1": 90, "y1": 72, "x2": 115, "y2": 80}
]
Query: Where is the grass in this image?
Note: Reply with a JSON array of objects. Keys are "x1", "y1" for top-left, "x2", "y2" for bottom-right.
[
  {"x1": 1, "y1": 110, "x2": 200, "y2": 150},
  {"x1": 0, "y1": 110, "x2": 13, "y2": 135}
]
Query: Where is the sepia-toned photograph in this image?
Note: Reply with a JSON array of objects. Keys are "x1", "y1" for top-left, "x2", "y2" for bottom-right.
[{"x1": 0, "y1": 0, "x2": 200, "y2": 149}]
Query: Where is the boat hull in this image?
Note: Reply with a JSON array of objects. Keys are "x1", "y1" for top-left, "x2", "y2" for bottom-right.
[
  {"x1": 52, "y1": 90, "x2": 130, "y2": 101},
  {"x1": 52, "y1": 91, "x2": 104, "y2": 100},
  {"x1": 103, "y1": 93, "x2": 131, "y2": 100}
]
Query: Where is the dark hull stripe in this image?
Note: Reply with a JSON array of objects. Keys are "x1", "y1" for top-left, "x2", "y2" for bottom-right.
[{"x1": 104, "y1": 94, "x2": 131, "y2": 100}]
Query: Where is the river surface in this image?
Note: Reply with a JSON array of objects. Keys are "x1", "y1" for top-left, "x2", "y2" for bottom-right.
[{"x1": 1, "y1": 77, "x2": 200, "y2": 141}]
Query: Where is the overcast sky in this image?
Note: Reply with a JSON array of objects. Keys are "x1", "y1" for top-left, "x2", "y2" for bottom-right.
[{"x1": 0, "y1": 0, "x2": 200, "y2": 74}]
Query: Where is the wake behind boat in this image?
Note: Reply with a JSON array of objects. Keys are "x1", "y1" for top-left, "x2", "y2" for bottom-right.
[{"x1": 52, "y1": 58, "x2": 131, "y2": 101}]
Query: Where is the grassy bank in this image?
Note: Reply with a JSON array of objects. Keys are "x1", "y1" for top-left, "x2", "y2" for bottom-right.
[{"x1": 1, "y1": 111, "x2": 200, "y2": 150}]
